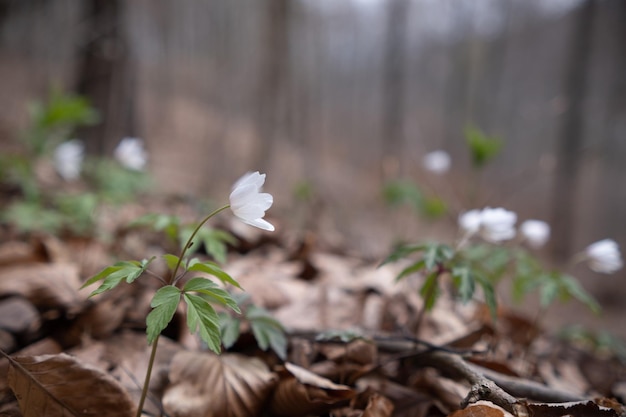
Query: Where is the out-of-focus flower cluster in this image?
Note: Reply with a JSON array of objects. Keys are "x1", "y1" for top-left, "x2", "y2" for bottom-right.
[
  {"x1": 458, "y1": 207, "x2": 623, "y2": 274},
  {"x1": 54, "y1": 137, "x2": 148, "y2": 181}
]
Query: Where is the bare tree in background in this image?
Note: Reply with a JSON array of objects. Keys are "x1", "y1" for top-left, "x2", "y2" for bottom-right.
[
  {"x1": 75, "y1": 0, "x2": 135, "y2": 155},
  {"x1": 550, "y1": 0, "x2": 597, "y2": 260},
  {"x1": 381, "y1": 0, "x2": 410, "y2": 179},
  {"x1": 254, "y1": 0, "x2": 291, "y2": 171}
]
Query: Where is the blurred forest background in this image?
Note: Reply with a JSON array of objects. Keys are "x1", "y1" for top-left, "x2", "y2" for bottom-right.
[{"x1": 0, "y1": 0, "x2": 625, "y2": 331}]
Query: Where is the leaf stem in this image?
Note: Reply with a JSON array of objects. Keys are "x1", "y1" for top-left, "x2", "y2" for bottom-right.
[
  {"x1": 135, "y1": 203, "x2": 230, "y2": 417},
  {"x1": 170, "y1": 204, "x2": 230, "y2": 285}
]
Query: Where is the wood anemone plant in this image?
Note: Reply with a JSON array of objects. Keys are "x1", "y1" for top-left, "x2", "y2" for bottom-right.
[{"x1": 80, "y1": 171, "x2": 275, "y2": 416}]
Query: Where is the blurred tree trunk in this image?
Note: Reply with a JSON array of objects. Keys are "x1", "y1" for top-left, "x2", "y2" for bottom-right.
[
  {"x1": 550, "y1": 0, "x2": 597, "y2": 260},
  {"x1": 75, "y1": 0, "x2": 135, "y2": 155},
  {"x1": 380, "y1": 0, "x2": 409, "y2": 180},
  {"x1": 600, "y1": 1, "x2": 626, "y2": 238},
  {"x1": 254, "y1": 0, "x2": 291, "y2": 172}
]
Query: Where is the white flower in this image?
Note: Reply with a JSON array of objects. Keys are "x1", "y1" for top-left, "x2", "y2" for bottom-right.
[
  {"x1": 458, "y1": 209, "x2": 482, "y2": 234},
  {"x1": 422, "y1": 150, "x2": 451, "y2": 175},
  {"x1": 54, "y1": 139, "x2": 84, "y2": 181},
  {"x1": 229, "y1": 171, "x2": 274, "y2": 231},
  {"x1": 479, "y1": 207, "x2": 517, "y2": 243},
  {"x1": 585, "y1": 239, "x2": 623, "y2": 274},
  {"x1": 520, "y1": 220, "x2": 550, "y2": 248},
  {"x1": 114, "y1": 137, "x2": 147, "y2": 171}
]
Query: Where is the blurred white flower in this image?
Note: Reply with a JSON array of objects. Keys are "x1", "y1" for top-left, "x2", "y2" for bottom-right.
[
  {"x1": 114, "y1": 137, "x2": 147, "y2": 171},
  {"x1": 422, "y1": 150, "x2": 451, "y2": 175},
  {"x1": 458, "y1": 209, "x2": 482, "y2": 234},
  {"x1": 54, "y1": 139, "x2": 84, "y2": 181},
  {"x1": 479, "y1": 207, "x2": 517, "y2": 243},
  {"x1": 520, "y1": 220, "x2": 550, "y2": 248},
  {"x1": 585, "y1": 239, "x2": 623, "y2": 274},
  {"x1": 229, "y1": 171, "x2": 274, "y2": 231}
]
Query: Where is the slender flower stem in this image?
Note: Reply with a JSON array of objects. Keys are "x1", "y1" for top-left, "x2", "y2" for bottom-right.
[
  {"x1": 170, "y1": 204, "x2": 230, "y2": 285},
  {"x1": 135, "y1": 204, "x2": 230, "y2": 417}
]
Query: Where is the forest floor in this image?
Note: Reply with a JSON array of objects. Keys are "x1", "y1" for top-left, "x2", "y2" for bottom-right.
[{"x1": 0, "y1": 191, "x2": 625, "y2": 417}]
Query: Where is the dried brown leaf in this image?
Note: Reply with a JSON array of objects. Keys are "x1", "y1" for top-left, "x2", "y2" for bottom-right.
[
  {"x1": 163, "y1": 350, "x2": 277, "y2": 417},
  {"x1": 447, "y1": 400, "x2": 514, "y2": 417},
  {"x1": 269, "y1": 362, "x2": 355, "y2": 417},
  {"x1": 0, "y1": 263, "x2": 83, "y2": 313},
  {"x1": 6, "y1": 352, "x2": 135, "y2": 417}
]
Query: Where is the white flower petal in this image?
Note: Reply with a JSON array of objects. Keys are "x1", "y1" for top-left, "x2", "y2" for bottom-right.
[
  {"x1": 585, "y1": 239, "x2": 623, "y2": 274},
  {"x1": 54, "y1": 140, "x2": 84, "y2": 181},
  {"x1": 423, "y1": 150, "x2": 451, "y2": 175},
  {"x1": 458, "y1": 209, "x2": 482, "y2": 234},
  {"x1": 242, "y1": 218, "x2": 275, "y2": 232},
  {"x1": 229, "y1": 171, "x2": 274, "y2": 232},
  {"x1": 232, "y1": 171, "x2": 265, "y2": 191},
  {"x1": 479, "y1": 207, "x2": 517, "y2": 243},
  {"x1": 520, "y1": 220, "x2": 550, "y2": 248},
  {"x1": 114, "y1": 137, "x2": 148, "y2": 171}
]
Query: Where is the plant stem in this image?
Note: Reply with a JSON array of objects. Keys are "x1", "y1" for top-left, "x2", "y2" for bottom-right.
[
  {"x1": 135, "y1": 334, "x2": 160, "y2": 416},
  {"x1": 135, "y1": 204, "x2": 230, "y2": 417},
  {"x1": 170, "y1": 204, "x2": 230, "y2": 285}
]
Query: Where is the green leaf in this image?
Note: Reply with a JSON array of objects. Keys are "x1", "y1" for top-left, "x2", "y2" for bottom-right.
[
  {"x1": 419, "y1": 272, "x2": 440, "y2": 311},
  {"x1": 183, "y1": 293, "x2": 222, "y2": 353},
  {"x1": 396, "y1": 260, "x2": 426, "y2": 282},
  {"x1": 162, "y1": 254, "x2": 182, "y2": 271},
  {"x1": 83, "y1": 260, "x2": 150, "y2": 297},
  {"x1": 539, "y1": 278, "x2": 559, "y2": 307},
  {"x1": 475, "y1": 274, "x2": 498, "y2": 321},
  {"x1": 379, "y1": 243, "x2": 427, "y2": 266},
  {"x1": 465, "y1": 126, "x2": 503, "y2": 168},
  {"x1": 452, "y1": 266, "x2": 475, "y2": 303},
  {"x1": 183, "y1": 277, "x2": 241, "y2": 313},
  {"x1": 218, "y1": 312, "x2": 241, "y2": 349},
  {"x1": 146, "y1": 285, "x2": 181, "y2": 344},
  {"x1": 200, "y1": 229, "x2": 238, "y2": 264},
  {"x1": 187, "y1": 259, "x2": 243, "y2": 290},
  {"x1": 382, "y1": 180, "x2": 424, "y2": 212},
  {"x1": 247, "y1": 306, "x2": 287, "y2": 360},
  {"x1": 423, "y1": 244, "x2": 439, "y2": 270},
  {"x1": 559, "y1": 274, "x2": 601, "y2": 314},
  {"x1": 421, "y1": 196, "x2": 447, "y2": 219},
  {"x1": 130, "y1": 213, "x2": 180, "y2": 241}
]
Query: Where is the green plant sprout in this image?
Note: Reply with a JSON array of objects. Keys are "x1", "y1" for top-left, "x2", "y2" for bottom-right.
[
  {"x1": 382, "y1": 131, "x2": 622, "y2": 334},
  {"x1": 81, "y1": 171, "x2": 278, "y2": 417},
  {"x1": 0, "y1": 91, "x2": 152, "y2": 237}
]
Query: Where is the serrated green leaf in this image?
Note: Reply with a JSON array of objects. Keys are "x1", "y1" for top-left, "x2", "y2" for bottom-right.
[
  {"x1": 162, "y1": 254, "x2": 181, "y2": 271},
  {"x1": 247, "y1": 306, "x2": 287, "y2": 360},
  {"x1": 184, "y1": 293, "x2": 222, "y2": 353},
  {"x1": 423, "y1": 244, "x2": 439, "y2": 270},
  {"x1": 396, "y1": 260, "x2": 426, "y2": 282},
  {"x1": 86, "y1": 261, "x2": 146, "y2": 297},
  {"x1": 539, "y1": 279, "x2": 559, "y2": 307},
  {"x1": 438, "y1": 244, "x2": 455, "y2": 261},
  {"x1": 187, "y1": 259, "x2": 242, "y2": 290},
  {"x1": 146, "y1": 285, "x2": 181, "y2": 344},
  {"x1": 452, "y1": 266, "x2": 475, "y2": 303},
  {"x1": 195, "y1": 228, "x2": 238, "y2": 264},
  {"x1": 183, "y1": 277, "x2": 241, "y2": 313},
  {"x1": 81, "y1": 264, "x2": 124, "y2": 289},
  {"x1": 218, "y1": 312, "x2": 241, "y2": 349},
  {"x1": 126, "y1": 257, "x2": 155, "y2": 284},
  {"x1": 419, "y1": 272, "x2": 440, "y2": 311},
  {"x1": 559, "y1": 274, "x2": 601, "y2": 314},
  {"x1": 379, "y1": 243, "x2": 427, "y2": 266},
  {"x1": 475, "y1": 274, "x2": 498, "y2": 321}
]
